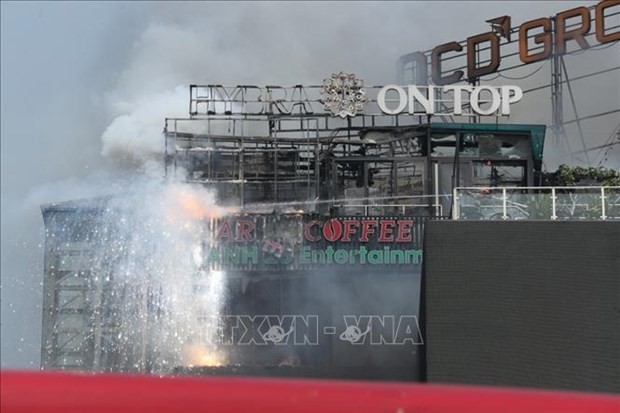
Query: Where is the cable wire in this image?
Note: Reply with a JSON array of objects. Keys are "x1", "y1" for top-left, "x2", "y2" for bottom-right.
[{"x1": 496, "y1": 61, "x2": 548, "y2": 80}]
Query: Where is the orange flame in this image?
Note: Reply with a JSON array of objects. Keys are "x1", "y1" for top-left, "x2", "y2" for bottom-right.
[
  {"x1": 168, "y1": 187, "x2": 231, "y2": 220},
  {"x1": 182, "y1": 344, "x2": 228, "y2": 367}
]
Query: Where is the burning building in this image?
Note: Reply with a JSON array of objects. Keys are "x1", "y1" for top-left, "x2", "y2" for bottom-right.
[
  {"x1": 38, "y1": 0, "x2": 620, "y2": 391},
  {"x1": 40, "y1": 73, "x2": 551, "y2": 380}
]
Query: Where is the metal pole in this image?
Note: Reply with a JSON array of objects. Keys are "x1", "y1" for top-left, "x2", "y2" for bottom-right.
[
  {"x1": 601, "y1": 187, "x2": 607, "y2": 220},
  {"x1": 561, "y1": 56, "x2": 591, "y2": 166},
  {"x1": 455, "y1": 133, "x2": 461, "y2": 194},
  {"x1": 240, "y1": 122, "x2": 245, "y2": 207},
  {"x1": 550, "y1": 18, "x2": 572, "y2": 159},
  {"x1": 434, "y1": 162, "x2": 440, "y2": 217},
  {"x1": 502, "y1": 187, "x2": 507, "y2": 220},
  {"x1": 551, "y1": 187, "x2": 557, "y2": 220},
  {"x1": 452, "y1": 186, "x2": 459, "y2": 220},
  {"x1": 426, "y1": 115, "x2": 433, "y2": 215},
  {"x1": 274, "y1": 131, "x2": 278, "y2": 211},
  {"x1": 315, "y1": 120, "x2": 320, "y2": 206}
]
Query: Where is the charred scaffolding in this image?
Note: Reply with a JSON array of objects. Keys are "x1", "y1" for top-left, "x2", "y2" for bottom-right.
[{"x1": 165, "y1": 79, "x2": 545, "y2": 216}]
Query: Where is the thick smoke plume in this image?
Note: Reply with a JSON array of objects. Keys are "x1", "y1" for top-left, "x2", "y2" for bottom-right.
[{"x1": 101, "y1": 86, "x2": 187, "y2": 167}]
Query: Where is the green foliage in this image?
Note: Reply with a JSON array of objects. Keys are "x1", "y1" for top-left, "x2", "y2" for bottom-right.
[
  {"x1": 555, "y1": 165, "x2": 620, "y2": 186},
  {"x1": 526, "y1": 192, "x2": 553, "y2": 219}
]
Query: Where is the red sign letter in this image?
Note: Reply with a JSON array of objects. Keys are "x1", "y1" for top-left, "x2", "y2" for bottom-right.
[
  {"x1": 235, "y1": 220, "x2": 255, "y2": 242},
  {"x1": 341, "y1": 219, "x2": 360, "y2": 242},
  {"x1": 396, "y1": 219, "x2": 414, "y2": 242},
  {"x1": 378, "y1": 219, "x2": 396, "y2": 242},
  {"x1": 304, "y1": 220, "x2": 321, "y2": 242},
  {"x1": 360, "y1": 220, "x2": 378, "y2": 242},
  {"x1": 216, "y1": 221, "x2": 232, "y2": 241}
]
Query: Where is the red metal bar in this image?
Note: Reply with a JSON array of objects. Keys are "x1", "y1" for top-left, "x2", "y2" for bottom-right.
[{"x1": 2, "y1": 370, "x2": 618, "y2": 413}]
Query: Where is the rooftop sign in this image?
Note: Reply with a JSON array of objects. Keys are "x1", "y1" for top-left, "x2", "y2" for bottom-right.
[
  {"x1": 401, "y1": 0, "x2": 619, "y2": 85},
  {"x1": 377, "y1": 85, "x2": 523, "y2": 116},
  {"x1": 189, "y1": 82, "x2": 523, "y2": 118}
]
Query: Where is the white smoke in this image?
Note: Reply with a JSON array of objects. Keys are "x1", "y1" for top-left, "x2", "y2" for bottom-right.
[
  {"x1": 99, "y1": 20, "x2": 219, "y2": 167},
  {"x1": 101, "y1": 86, "x2": 187, "y2": 166}
]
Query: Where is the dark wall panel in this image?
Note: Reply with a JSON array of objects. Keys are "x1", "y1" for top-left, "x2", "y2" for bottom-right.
[{"x1": 423, "y1": 221, "x2": 620, "y2": 393}]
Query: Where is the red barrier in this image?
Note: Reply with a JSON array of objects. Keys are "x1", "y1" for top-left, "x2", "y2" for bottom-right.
[{"x1": 1, "y1": 370, "x2": 618, "y2": 413}]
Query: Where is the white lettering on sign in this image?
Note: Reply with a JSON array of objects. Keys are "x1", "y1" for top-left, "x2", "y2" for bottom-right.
[{"x1": 377, "y1": 84, "x2": 523, "y2": 116}]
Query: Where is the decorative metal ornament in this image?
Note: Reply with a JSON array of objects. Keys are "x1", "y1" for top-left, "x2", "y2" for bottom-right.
[{"x1": 321, "y1": 72, "x2": 369, "y2": 118}]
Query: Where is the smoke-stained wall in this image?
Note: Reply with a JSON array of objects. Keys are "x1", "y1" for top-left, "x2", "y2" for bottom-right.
[{"x1": 423, "y1": 220, "x2": 620, "y2": 393}]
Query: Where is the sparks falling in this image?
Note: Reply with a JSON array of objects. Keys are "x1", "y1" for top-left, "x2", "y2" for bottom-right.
[{"x1": 87, "y1": 180, "x2": 231, "y2": 372}]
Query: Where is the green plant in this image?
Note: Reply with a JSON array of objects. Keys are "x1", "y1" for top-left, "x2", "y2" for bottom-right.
[
  {"x1": 555, "y1": 165, "x2": 620, "y2": 186},
  {"x1": 526, "y1": 192, "x2": 553, "y2": 219}
]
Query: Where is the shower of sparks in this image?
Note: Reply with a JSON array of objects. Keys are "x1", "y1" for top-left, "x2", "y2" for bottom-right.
[{"x1": 80, "y1": 181, "x2": 232, "y2": 372}]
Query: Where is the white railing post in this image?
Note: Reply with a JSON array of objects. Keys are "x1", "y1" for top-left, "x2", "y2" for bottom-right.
[
  {"x1": 551, "y1": 187, "x2": 557, "y2": 220},
  {"x1": 502, "y1": 187, "x2": 508, "y2": 220},
  {"x1": 434, "y1": 163, "x2": 440, "y2": 217},
  {"x1": 452, "y1": 187, "x2": 459, "y2": 220},
  {"x1": 601, "y1": 187, "x2": 607, "y2": 220}
]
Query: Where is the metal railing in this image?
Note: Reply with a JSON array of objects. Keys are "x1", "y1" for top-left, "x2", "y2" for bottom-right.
[
  {"x1": 335, "y1": 203, "x2": 443, "y2": 216},
  {"x1": 332, "y1": 194, "x2": 443, "y2": 216},
  {"x1": 453, "y1": 186, "x2": 620, "y2": 221}
]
